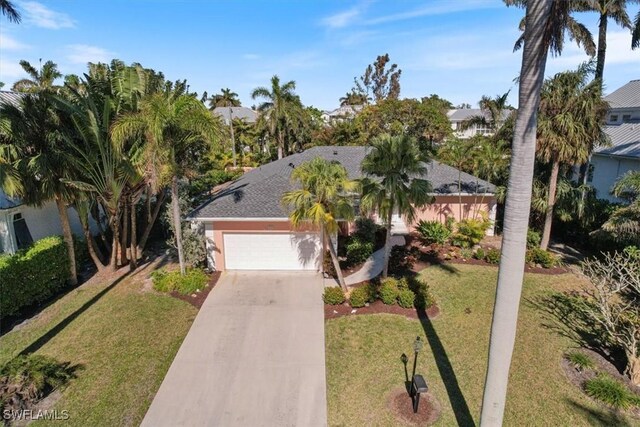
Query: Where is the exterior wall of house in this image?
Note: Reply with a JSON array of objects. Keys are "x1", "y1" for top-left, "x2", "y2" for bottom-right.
[
  {"x1": 204, "y1": 220, "x2": 319, "y2": 271},
  {"x1": 589, "y1": 154, "x2": 640, "y2": 202},
  {"x1": 409, "y1": 195, "x2": 497, "y2": 235}
]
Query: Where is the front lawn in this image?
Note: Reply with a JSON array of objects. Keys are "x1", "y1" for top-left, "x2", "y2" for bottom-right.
[
  {"x1": 325, "y1": 264, "x2": 635, "y2": 426},
  {"x1": 0, "y1": 262, "x2": 197, "y2": 426}
]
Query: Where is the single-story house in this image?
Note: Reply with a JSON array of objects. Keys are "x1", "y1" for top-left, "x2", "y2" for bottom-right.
[
  {"x1": 212, "y1": 106, "x2": 258, "y2": 124},
  {"x1": 188, "y1": 146, "x2": 497, "y2": 271}
]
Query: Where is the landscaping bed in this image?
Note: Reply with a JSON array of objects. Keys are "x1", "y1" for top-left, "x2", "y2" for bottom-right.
[
  {"x1": 168, "y1": 271, "x2": 221, "y2": 308},
  {"x1": 324, "y1": 299, "x2": 440, "y2": 320}
]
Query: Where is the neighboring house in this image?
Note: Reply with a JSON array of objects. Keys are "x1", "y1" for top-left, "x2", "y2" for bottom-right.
[
  {"x1": 446, "y1": 108, "x2": 513, "y2": 139},
  {"x1": 212, "y1": 106, "x2": 258, "y2": 124},
  {"x1": 321, "y1": 105, "x2": 364, "y2": 123},
  {"x1": 0, "y1": 190, "x2": 88, "y2": 254},
  {"x1": 188, "y1": 146, "x2": 496, "y2": 271},
  {"x1": 588, "y1": 79, "x2": 640, "y2": 202}
]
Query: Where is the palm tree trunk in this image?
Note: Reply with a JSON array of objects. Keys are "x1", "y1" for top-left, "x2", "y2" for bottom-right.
[
  {"x1": 540, "y1": 160, "x2": 560, "y2": 250},
  {"x1": 55, "y1": 197, "x2": 78, "y2": 286},
  {"x1": 229, "y1": 107, "x2": 237, "y2": 168},
  {"x1": 138, "y1": 190, "x2": 166, "y2": 252},
  {"x1": 595, "y1": 11, "x2": 608, "y2": 82},
  {"x1": 172, "y1": 176, "x2": 186, "y2": 275},
  {"x1": 480, "y1": 0, "x2": 552, "y2": 425},
  {"x1": 92, "y1": 203, "x2": 111, "y2": 253},
  {"x1": 324, "y1": 225, "x2": 346, "y2": 291},
  {"x1": 130, "y1": 196, "x2": 138, "y2": 271},
  {"x1": 382, "y1": 207, "x2": 393, "y2": 278},
  {"x1": 277, "y1": 128, "x2": 284, "y2": 159},
  {"x1": 109, "y1": 205, "x2": 120, "y2": 271},
  {"x1": 120, "y1": 196, "x2": 129, "y2": 265},
  {"x1": 84, "y1": 225, "x2": 105, "y2": 272}
]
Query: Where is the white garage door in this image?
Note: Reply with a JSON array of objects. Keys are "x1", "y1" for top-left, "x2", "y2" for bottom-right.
[{"x1": 223, "y1": 233, "x2": 322, "y2": 270}]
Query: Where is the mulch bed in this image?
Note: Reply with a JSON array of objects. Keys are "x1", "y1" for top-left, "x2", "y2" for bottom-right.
[
  {"x1": 562, "y1": 348, "x2": 640, "y2": 418},
  {"x1": 324, "y1": 300, "x2": 440, "y2": 320},
  {"x1": 387, "y1": 388, "x2": 441, "y2": 426},
  {"x1": 169, "y1": 271, "x2": 221, "y2": 309}
]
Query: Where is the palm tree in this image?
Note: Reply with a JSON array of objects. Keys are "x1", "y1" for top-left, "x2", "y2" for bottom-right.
[
  {"x1": 360, "y1": 134, "x2": 433, "y2": 278},
  {"x1": 633, "y1": 11, "x2": 640, "y2": 48},
  {"x1": 575, "y1": 0, "x2": 637, "y2": 81},
  {"x1": 112, "y1": 92, "x2": 221, "y2": 274},
  {"x1": 480, "y1": 0, "x2": 555, "y2": 424},
  {"x1": 462, "y1": 92, "x2": 516, "y2": 142},
  {"x1": 339, "y1": 91, "x2": 368, "y2": 106},
  {"x1": 251, "y1": 75, "x2": 299, "y2": 159},
  {"x1": 282, "y1": 157, "x2": 356, "y2": 290},
  {"x1": 0, "y1": 0, "x2": 20, "y2": 23},
  {"x1": 12, "y1": 60, "x2": 63, "y2": 94},
  {"x1": 437, "y1": 138, "x2": 472, "y2": 219},
  {"x1": 536, "y1": 65, "x2": 609, "y2": 249},
  {"x1": 602, "y1": 171, "x2": 640, "y2": 241},
  {"x1": 0, "y1": 94, "x2": 79, "y2": 284},
  {"x1": 208, "y1": 88, "x2": 241, "y2": 109}
]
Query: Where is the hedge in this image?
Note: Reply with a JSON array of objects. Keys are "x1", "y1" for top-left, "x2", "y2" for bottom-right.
[{"x1": 0, "y1": 236, "x2": 71, "y2": 319}]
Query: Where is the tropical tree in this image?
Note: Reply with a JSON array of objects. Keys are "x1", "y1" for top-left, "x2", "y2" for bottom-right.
[
  {"x1": 282, "y1": 157, "x2": 356, "y2": 290},
  {"x1": 0, "y1": 0, "x2": 20, "y2": 23},
  {"x1": 112, "y1": 91, "x2": 221, "y2": 274},
  {"x1": 251, "y1": 75, "x2": 300, "y2": 159},
  {"x1": 353, "y1": 54, "x2": 401, "y2": 103},
  {"x1": 360, "y1": 134, "x2": 433, "y2": 278},
  {"x1": 633, "y1": 11, "x2": 640, "y2": 48},
  {"x1": 339, "y1": 91, "x2": 368, "y2": 106},
  {"x1": 0, "y1": 93, "x2": 79, "y2": 284},
  {"x1": 481, "y1": 0, "x2": 556, "y2": 424},
  {"x1": 11, "y1": 60, "x2": 63, "y2": 94},
  {"x1": 437, "y1": 138, "x2": 472, "y2": 219},
  {"x1": 602, "y1": 171, "x2": 640, "y2": 243},
  {"x1": 536, "y1": 65, "x2": 609, "y2": 249},
  {"x1": 208, "y1": 88, "x2": 241, "y2": 109},
  {"x1": 462, "y1": 91, "x2": 516, "y2": 142}
]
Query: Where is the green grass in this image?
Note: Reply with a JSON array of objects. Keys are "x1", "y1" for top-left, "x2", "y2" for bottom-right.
[
  {"x1": 325, "y1": 264, "x2": 636, "y2": 426},
  {"x1": 0, "y1": 264, "x2": 197, "y2": 426}
]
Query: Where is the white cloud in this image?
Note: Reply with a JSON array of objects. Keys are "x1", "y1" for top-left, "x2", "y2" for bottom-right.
[
  {"x1": 0, "y1": 32, "x2": 30, "y2": 50},
  {"x1": 0, "y1": 56, "x2": 26, "y2": 81},
  {"x1": 66, "y1": 44, "x2": 114, "y2": 64},
  {"x1": 242, "y1": 53, "x2": 260, "y2": 60},
  {"x1": 321, "y1": 6, "x2": 362, "y2": 29},
  {"x1": 21, "y1": 1, "x2": 75, "y2": 29},
  {"x1": 365, "y1": 0, "x2": 499, "y2": 26}
]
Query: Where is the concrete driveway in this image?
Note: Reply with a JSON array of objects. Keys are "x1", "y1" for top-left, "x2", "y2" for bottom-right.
[{"x1": 141, "y1": 271, "x2": 327, "y2": 427}]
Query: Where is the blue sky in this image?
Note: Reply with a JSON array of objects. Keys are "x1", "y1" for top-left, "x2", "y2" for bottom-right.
[{"x1": 1, "y1": 0, "x2": 638, "y2": 110}]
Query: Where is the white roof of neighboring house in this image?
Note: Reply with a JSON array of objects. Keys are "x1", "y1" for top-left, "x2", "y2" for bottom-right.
[
  {"x1": 212, "y1": 106, "x2": 258, "y2": 124},
  {"x1": 604, "y1": 79, "x2": 640, "y2": 109},
  {"x1": 447, "y1": 108, "x2": 514, "y2": 123},
  {"x1": 322, "y1": 105, "x2": 364, "y2": 118},
  {"x1": 0, "y1": 190, "x2": 21, "y2": 210},
  {"x1": 595, "y1": 121, "x2": 640, "y2": 159}
]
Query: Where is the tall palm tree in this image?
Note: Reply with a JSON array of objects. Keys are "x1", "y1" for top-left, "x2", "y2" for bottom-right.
[
  {"x1": 481, "y1": 0, "x2": 555, "y2": 424},
  {"x1": 633, "y1": 11, "x2": 640, "y2": 48},
  {"x1": 575, "y1": 0, "x2": 637, "y2": 81},
  {"x1": 0, "y1": 94, "x2": 79, "y2": 284},
  {"x1": 536, "y1": 65, "x2": 609, "y2": 249},
  {"x1": 12, "y1": 60, "x2": 63, "y2": 94},
  {"x1": 208, "y1": 88, "x2": 241, "y2": 109},
  {"x1": 251, "y1": 75, "x2": 299, "y2": 159},
  {"x1": 112, "y1": 92, "x2": 221, "y2": 274},
  {"x1": 0, "y1": 0, "x2": 20, "y2": 23},
  {"x1": 462, "y1": 92, "x2": 516, "y2": 142},
  {"x1": 360, "y1": 134, "x2": 433, "y2": 278},
  {"x1": 437, "y1": 138, "x2": 472, "y2": 219},
  {"x1": 282, "y1": 157, "x2": 356, "y2": 291},
  {"x1": 339, "y1": 91, "x2": 368, "y2": 106}
]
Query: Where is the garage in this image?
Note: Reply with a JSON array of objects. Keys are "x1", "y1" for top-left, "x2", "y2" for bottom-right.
[{"x1": 223, "y1": 232, "x2": 322, "y2": 270}]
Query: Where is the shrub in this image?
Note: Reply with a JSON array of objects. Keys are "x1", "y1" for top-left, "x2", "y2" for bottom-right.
[
  {"x1": 484, "y1": 248, "x2": 501, "y2": 264},
  {"x1": 349, "y1": 287, "x2": 369, "y2": 308},
  {"x1": 526, "y1": 248, "x2": 558, "y2": 268},
  {"x1": 474, "y1": 247, "x2": 486, "y2": 260},
  {"x1": 151, "y1": 268, "x2": 208, "y2": 295},
  {"x1": 353, "y1": 217, "x2": 378, "y2": 244},
  {"x1": 346, "y1": 237, "x2": 374, "y2": 265},
  {"x1": 527, "y1": 229, "x2": 541, "y2": 249},
  {"x1": 408, "y1": 277, "x2": 436, "y2": 309},
  {"x1": 565, "y1": 351, "x2": 595, "y2": 372},
  {"x1": 379, "y1": 278, "x2": 399, "y2": 305},
  {"x1": 323, "y1": 251, "x2": 337, "y2": 278},
  {"x1": 451, "y1": 218, "x2": 489, "y2": 248},
  {"x1": 416, "y1": 220, "x2": 451, "y2": 245},
  {"x1": 0, "y1": 354, "x2": 77, "y2": 413},
  {"x1": 389, "y1": 246, "x2": 415, "y2": 275},
  {"x1": 0, "y1": 236, "x2": 71, "y2": 320},
  {"x1": 323, "y1": 287, "x2": 345, "y2": 305},
  {"x1": 364, "y1": 281, "x2": 378, "y2": 302},
  {"x1": 397, "y1": 289, "x2": 416, "y2": 308},
  {"x1": 460, "y1": 248, "x2": 473, "y2": 260},
  {"x1": 584, "y1": 374, "x2": 640, "y2": 409},
  {"x1": 73, "y1": 235, "x2": 89, "y2": 269}
]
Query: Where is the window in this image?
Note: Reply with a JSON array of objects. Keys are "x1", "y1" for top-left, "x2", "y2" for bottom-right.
[
  {"x1": 587, "y1": 164, "x2": 594, "y2": 183},
  {"x1": 610, "y1": 114, "x2": 619, "y2": 122},
  {"x1": 13, "y1": 213, "x2": 33, "y2": 250},
  {"x1": 474, "y1": 124, "x2": 492, "y2": 135},
  {"x1": 623, "y1": 114, "x2": 632, "y2": 122}
]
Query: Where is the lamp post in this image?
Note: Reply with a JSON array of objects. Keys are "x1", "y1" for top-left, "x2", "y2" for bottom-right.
[{"x1": 412, "y1": 336, "x2": 422, "y2": 383}]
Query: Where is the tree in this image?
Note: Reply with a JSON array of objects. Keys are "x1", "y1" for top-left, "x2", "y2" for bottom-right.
[
  {"x1": 0, "y1": 0, "x2": 20, "y2": 23},
  {"x1": 11, "y1": 60, "x2": 62, "y2": 94},
  {"x1": 480, "y1": 0, "x2": 556, "y2": 424},
  {"x1": 282, "y1": 157, "x2": 356, "y2": 291},
  {"x1": 339, "y1": 91, "x2": 368, "y2": 106},
  {"x1": 575, "y1": 0, "x2": 636, "y2": 81},
  {"x1": 353, "y1": 54, "x2": 401, "y2": 103},
  {"x1": 601, "y1": 171, "x2": 640, "y2": 243},
  {"x1": 251, "y1": 75, "x2": 300, "y2": 159},
  {"x1": 360, "y1": 135, "x2": 433, "y2": 278},
  {"x1": 633, "y1": 11, "x2": 640, "y2": 48},
  {"x1": 208, "y1": 88, "x2": 241, "y2": 109},
  {"x1": 0, "y1": 93, "x2": 79, "y2": 284},
  {"x1": 536, "y1": 65, "x2": 608, "y2": 249},
  {"x1": 462, "y1": 91, "x2": 516, "y2": 142},
  {"x1": 437, "y1": 138, "x2": 473, "y2": 219},
  {"x1": 112, "y1": 92, "x2": 221, "y2": 274}
]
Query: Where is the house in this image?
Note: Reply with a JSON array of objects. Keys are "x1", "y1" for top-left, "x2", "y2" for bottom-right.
[
  {"x1": 0, "y1": 190, "x2": 88, "y2": 254},
  {"x1": 188, "y1": 146, "x2": 496, "y2": 271},
  {"x1": 321, "y1": 105, "x2": 364, "y2": 123},
  {"x1": 212, "y1": 106, "x2": 258, "y2": 124},
  {"x1": 588, "y1": 80, "x2": 640, "y2": 202},
  {"x1": 446, "y1": 108, "x2": 513, "y2": 139}
]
